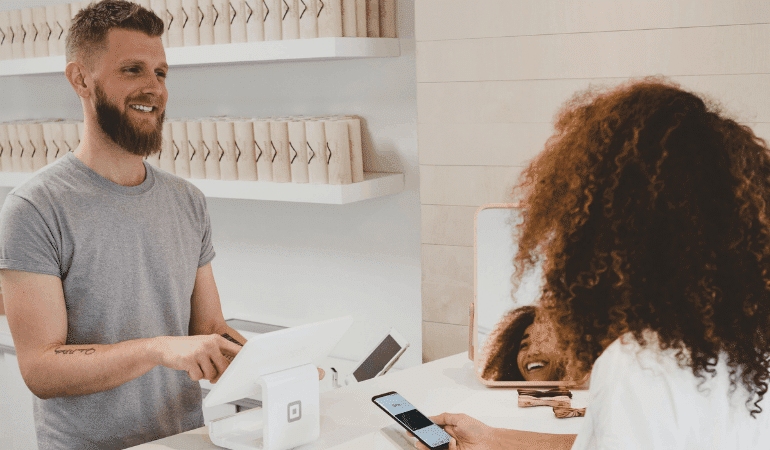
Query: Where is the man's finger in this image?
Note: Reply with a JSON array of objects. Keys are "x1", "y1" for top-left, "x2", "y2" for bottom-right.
[
  {"x1": 198, "y1": 358, "x2": 218, "y2": 381},
  {"x1": 210, "y1": 353, "x2": 230, "y2": 383}
]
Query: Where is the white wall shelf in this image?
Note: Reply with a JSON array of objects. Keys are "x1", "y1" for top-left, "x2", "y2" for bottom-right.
[
  {"x1": 0, "y1": 171, "x2": 404, "y2": 204},
  {"x1": 0, "y1": 37, "x2": 401, "y2": 77}
]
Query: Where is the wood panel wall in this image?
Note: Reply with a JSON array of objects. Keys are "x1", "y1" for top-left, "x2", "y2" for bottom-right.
[{"x1": 415, "y1": 0, "x2": 770, "y2": 361}]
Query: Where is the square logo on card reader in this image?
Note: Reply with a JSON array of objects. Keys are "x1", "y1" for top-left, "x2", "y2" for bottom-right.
[{"x1": 288, "y1": 401, "x2": 302, "y2": 422}]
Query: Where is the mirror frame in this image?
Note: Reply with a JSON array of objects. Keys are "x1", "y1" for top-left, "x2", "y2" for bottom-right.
[{"x1": 471, "y1": 203, "x2": 589, "y2": 389}]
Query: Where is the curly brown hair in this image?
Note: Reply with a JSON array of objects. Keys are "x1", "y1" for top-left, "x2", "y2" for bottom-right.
[
  {"x1": 513, "y1": 77, "x2": 770, "y2": 416},
  {"x1": 482, "y1": 305, "x2": 538, "y2": 381}
]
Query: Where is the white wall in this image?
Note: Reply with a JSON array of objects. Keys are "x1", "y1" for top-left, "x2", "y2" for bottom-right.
[
  {"x1": 0, "y1": 0, "x2": 421, "y2": 367},
  {"x1": 416, "y1": 0, "x2": 770, "y2": 361}
]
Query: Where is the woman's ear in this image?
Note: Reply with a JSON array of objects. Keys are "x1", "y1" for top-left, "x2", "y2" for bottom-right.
[{"x1": 65, "y1": 61, "x2": 91, "y2": 99}]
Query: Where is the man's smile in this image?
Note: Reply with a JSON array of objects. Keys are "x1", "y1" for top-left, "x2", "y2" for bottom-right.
[{"x1": 129, "y1": 104, "x2": 155, "y2": 113}]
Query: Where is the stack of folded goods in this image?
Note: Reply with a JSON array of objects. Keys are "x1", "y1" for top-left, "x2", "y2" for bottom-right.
[
  {"x1": 0, "y1": 119, "x2": 82, "y2": 172},
  {"x1": 0, "y1": 0, "x2": 396, "y2": 60},
  {"x1": 0, "y1": 115, "x2": 366, "y2": 185},
  {"x1": 0, "y1": 5, "x2": 72, "y2": 60},
  {"x1": 148, "y1": 115, "x2": 365, "y2": 184}
]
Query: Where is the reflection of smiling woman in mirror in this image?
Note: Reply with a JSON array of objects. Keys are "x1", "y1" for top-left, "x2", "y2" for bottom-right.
[
  {"x1": 416, "y1": 77, "x2": 770, "y2": 449},
  {"x1": 481, "y1": 305, "x2": 570, "y2": 382}
]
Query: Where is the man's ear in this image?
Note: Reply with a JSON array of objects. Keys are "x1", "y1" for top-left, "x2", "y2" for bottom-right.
[{"x1": 65, "y1": 61, "x2": 91, "y2": 99}]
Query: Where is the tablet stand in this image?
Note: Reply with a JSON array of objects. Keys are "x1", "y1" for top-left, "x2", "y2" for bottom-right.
[{"x1": 209, "y1": 363, "x2": 320, "y2": 450}]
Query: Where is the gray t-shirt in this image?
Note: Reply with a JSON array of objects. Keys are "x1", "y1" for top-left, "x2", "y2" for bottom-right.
[{"x1": 0, "y1": 153, "x2": 216, "y2": 449}]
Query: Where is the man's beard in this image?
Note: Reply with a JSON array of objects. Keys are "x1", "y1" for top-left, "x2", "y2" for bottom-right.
[{"x1": 94, "y1": 83, "x2": 164, "y2": 157}]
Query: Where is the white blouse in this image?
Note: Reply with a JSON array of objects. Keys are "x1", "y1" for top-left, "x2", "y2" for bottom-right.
[{"x1": 571, "y1": 332, "x2": 770, "y2": 450}]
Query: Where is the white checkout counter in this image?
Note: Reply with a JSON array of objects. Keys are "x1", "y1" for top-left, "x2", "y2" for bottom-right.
[{"x1": 129, "y1": 352, "x2": 588, "y2": 450}]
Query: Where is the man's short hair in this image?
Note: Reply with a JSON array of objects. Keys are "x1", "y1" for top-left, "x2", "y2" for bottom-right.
[{"x1": 66, "y1": 0, "x2": 164, "y2": 65}]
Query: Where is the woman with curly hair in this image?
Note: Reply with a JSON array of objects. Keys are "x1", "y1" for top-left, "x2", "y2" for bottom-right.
[
  {"x1": 480, "y1": 305, "x2": 572, "y2": 382},
  {"x1": 416, "y1": 77, "x2": 770, "y2": 449}
]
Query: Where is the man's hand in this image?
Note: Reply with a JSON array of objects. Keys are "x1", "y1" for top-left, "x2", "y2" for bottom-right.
[
  {"x1": 151, "y1": 334, "x2": 243, "y2": 383},
  {"x1": 413, "y1": 413, "x2": 499, "y2": 450}
]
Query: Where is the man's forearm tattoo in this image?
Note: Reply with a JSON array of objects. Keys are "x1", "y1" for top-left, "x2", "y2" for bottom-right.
[
  {"x1": 221, "y1": 333, "x2": 244, "y2": 346},
  {"x1": 54, "y1": 347, "x2": 96, "y2": 356}
]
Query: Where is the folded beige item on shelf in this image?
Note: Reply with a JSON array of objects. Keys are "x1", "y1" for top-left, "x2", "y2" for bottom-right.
[
  {"x1": 198, "y1": 0, "x2": 216, "y2": 45},
  {"x1": 287, "y1": 119, "x2": 309, "y2": 183},
  {"x1": 0, "y1": 123, "x2": 11, "y2": 172},
  {"x1": 25, "y1": 122, "x2": 47, "y2": 171},
  {"x1": 47, "y1": 5, "x2": 70, "y2": 57},
  {"x1": 201, "y1": 119, "x2": 221, "y2": 179},
  {"x1": 6, "y1": 123, "x2": 22, "y2": 172},
  {"x1": 14, "y1": 121, "x2": 32, "y2": 172},
  {"x1": 212, "y1": 0, "x2": 232, "y2": 45},
  {"x1": 379, "y1": 0, "x2": 395, "y2": 38},
  {"x1": 160, "y1": 121, "x2": 176, "y2": 173},
  {"x1": 171, "y1": 120, "x2": 192, "y2": 178},
  {"x1": 244, "y1": 0, "x2": 265, "y2": 42},
  {"x1": 324, "y1": 120, "x2": 352, "y2": 185},
  {"x1": 299, "y1": 0, "x2": 318, "y2": 39},
  {"x1": 305, "y1": 119, "x2": 328, "y2": 184},
  {"x1": 264, "y1": 0, "x2": 282, "y2": 40},
  {"x1": 181, "y1": 0, "x2": 201, "y2": 46},
  {"x1": 167, "y1": 0, "x2": 185, "y2": 47},
  {"x1": 341, "y1": 0, "x2": 357, "y2": 37},
  {"x1": 355, "y1": 0, "x2": 366, "y2": 37},
  {"x1": 215, "y1": 120, "x2": 239, "y2": 181},
  {"x1": 0, "y1": 11, "x2": 10, "y2": 61},
  {"x1": 8, "y1": 9, "x2": 24, "y2": 60},
  {"x1": 233, "y1": 120, "x2": 258, "y2": 181},
  {"x1": 366, "y1": 0, "x2": 379, "y2": 38},
  {"x1": 333, "y1": 116, "x2": 364, "y2": 183},
  {"x1": 269, "y1": 120, "x2": 292, "y2": 183},
  {"x1": 42, "y1": 121, "x2": 63, "y2": 165},
  {"x1": 230, "y1": 0, "x2": 249, "y2": 43},
  {"x1": 253, "y1": 119, "x2": 273, "y2": 181},
  {"x1": 185, "y1": 120, "x2": 206, "y2": 178},
  {"x1": 62, "y1": 121, "x2": 81, "y2": 157},
  {"x1": 150, "y1": 0, "x2": 170, "y2": 47},
  {"x1": 318, "y1": 0, "x2": 343, "y2": 38},
  {"x1": 282, "y1": 0, "x2": 300, "y2": 40},
  {"x1": 32, "y1": 7, "x2": 49, "y2": 58},
  {"x1": 21, "y1": 8, "x2": 35, "y2": 59}
]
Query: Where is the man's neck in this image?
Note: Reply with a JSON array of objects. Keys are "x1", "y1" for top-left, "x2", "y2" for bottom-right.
[{"x1": 74, "y1": 126, "x2": 147, "y2": 187}]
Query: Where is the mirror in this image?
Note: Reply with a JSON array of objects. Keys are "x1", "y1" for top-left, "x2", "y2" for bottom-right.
[{"x1": 472, "y1": 204, "x2": 588, "y2": 388}]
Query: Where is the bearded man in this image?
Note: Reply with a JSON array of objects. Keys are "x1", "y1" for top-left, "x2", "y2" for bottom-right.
[{"x1": 0, "y1": 2, "x2": 248, "y2": 448}]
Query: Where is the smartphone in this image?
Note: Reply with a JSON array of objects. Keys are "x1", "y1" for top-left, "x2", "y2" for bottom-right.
[
  {"x1": 345, "y1": 328, "x2": 409, "y2": 385},
  {"x1": 372, "y1": 391, "x2": 451, "y2": 450}
]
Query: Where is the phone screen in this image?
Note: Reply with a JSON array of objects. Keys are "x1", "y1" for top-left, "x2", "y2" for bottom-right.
[{"x1": 373, "y1": 392, "x2": 451, "y2": 449}]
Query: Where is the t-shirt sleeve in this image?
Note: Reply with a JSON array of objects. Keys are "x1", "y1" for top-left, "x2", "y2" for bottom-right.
[
  {"x1": 197, "y1": 192, "x2": 215, "y2": 268},
  {"x1": 570, "y1": 342, "x2": 681, "y2": 450},
  {"x1": 0, "y1": 193, "x2": 61, "y2": 277}
]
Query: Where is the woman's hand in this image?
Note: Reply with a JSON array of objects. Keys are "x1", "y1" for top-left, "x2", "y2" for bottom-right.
[{"x1": 413, "y1": 413, "x2": 500, "y2": 450}]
